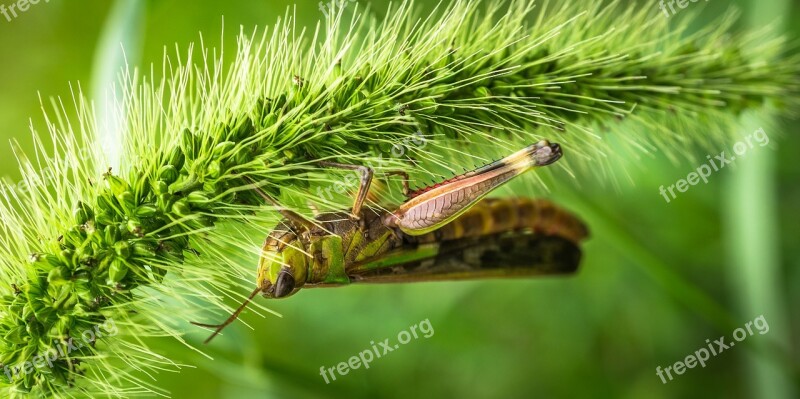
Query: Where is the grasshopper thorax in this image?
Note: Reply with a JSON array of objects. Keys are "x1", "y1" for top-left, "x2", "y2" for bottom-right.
[{"x1": 257, "y1": 221, "x2": 310, "y2": 299}]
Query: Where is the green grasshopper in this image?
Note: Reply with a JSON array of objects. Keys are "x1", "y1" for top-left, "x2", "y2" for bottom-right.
[{"x1": 193, "y1": 140, "x2": 588, "y2": 343}]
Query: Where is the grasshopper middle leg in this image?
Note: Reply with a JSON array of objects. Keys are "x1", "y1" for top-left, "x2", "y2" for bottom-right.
[{"x1": 318, "y1": 162, "x2": 411, "y2": 218}]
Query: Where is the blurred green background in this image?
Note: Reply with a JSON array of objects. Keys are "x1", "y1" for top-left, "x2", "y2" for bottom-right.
[{"x1": 0, "y1": 0, "x2": 798, "y2": 398}]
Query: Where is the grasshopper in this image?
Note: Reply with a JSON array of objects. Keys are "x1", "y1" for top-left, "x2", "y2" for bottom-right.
[{"x1": 193, "y1": 140, "x2": 588, "y2": 343}]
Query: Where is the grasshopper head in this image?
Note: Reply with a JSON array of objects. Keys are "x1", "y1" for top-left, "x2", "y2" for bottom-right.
[
  {"x1": 256, "y1": 231, "x2": 309, "y2": 299},
  {"x1": 190, "y1": 226, "x2": 311, "y2": 344}
]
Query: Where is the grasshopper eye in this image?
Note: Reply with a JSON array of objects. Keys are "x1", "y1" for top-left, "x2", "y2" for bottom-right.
[{"x1": 274, "y1": 271, "x2": 296, "y2": 298}]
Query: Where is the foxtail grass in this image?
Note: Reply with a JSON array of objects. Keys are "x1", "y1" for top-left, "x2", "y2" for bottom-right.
[{"x1": 0, "y1": 0, "x2": 798, "y2": 396}]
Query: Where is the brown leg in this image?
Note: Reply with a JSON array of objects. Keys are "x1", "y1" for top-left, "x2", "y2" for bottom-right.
[{"x1": 319, "y1": 161, "x2": 374, "y2": 219}]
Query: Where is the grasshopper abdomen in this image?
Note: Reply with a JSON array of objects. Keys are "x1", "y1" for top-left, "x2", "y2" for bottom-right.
[{"x1": 407, "y1": 197, "x2": 589, "y2": 245}]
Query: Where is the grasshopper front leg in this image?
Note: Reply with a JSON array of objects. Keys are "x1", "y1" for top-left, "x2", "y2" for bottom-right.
[{"x1": 383, "y1": 141, "x2": 562, "y2": 236}]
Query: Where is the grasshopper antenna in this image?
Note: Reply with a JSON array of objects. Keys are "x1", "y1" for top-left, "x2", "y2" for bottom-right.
[{"x1": 191, "y1": 286, "x2": 263, "y2": 344}]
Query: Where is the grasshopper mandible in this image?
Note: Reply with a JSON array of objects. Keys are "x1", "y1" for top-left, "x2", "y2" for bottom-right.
[{"x1": 193, "y1": 140, "x2": 588, "y2": 343}]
